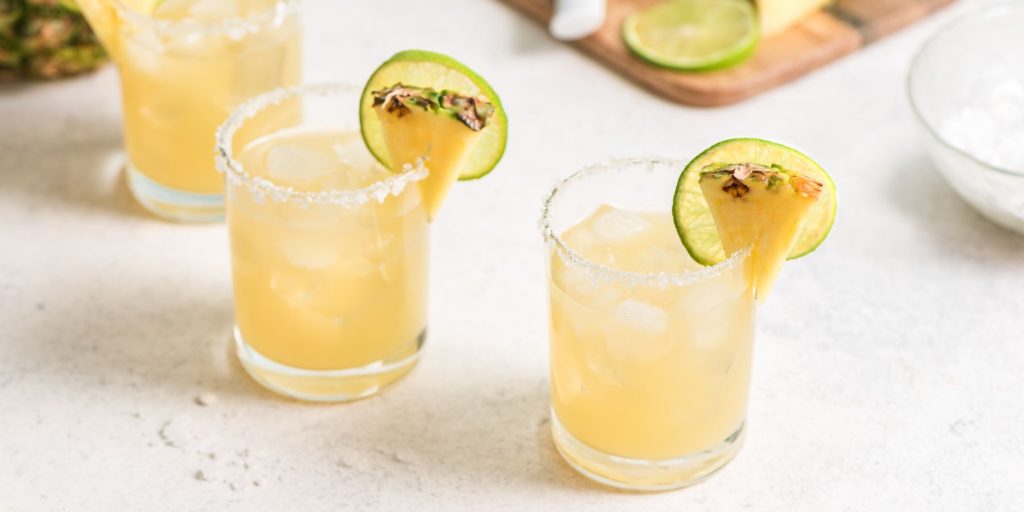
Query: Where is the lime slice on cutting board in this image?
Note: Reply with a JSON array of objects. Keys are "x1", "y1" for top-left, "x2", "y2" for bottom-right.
[{"x1": 623, "y1": 0, "x2": 759, "y2": 71}]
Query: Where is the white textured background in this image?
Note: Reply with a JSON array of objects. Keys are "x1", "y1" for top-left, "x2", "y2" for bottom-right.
[{"x1": 2, "y1": 0, "x2": 1023, "y2": 510}]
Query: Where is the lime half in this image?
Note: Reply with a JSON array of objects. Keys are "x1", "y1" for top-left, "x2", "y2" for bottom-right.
[
  {"x1": 623, "y1": 0, "x2": 759, "y2": 71},
  {"x1": 673, "y1": 138, "x2": 837, "y2": 265},
  {"x1": 359, "y1": 50, "x2": 507, "y2": 180}
]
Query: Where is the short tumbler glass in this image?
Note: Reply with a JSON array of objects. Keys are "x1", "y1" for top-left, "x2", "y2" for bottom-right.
[
  {"x1": 77, "y1": 0, "x2": 302, "y2": 222},
  {"x1": 217, "y1": 84, "x2": 430, "y2": 402},
  {"x1": 540, "y1": 159, "x2": 756, "y2": 490}
]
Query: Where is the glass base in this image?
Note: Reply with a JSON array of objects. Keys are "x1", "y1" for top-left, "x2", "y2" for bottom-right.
[
  {"x1": 126, "y1": 164, "x2": 224, "y2": 223},
  {"x1": 551, "y1": 413, "x2": 745, "y2": 491},
  {"x1": 234, "y1": 327, "x2": 425, "y2": 402}
]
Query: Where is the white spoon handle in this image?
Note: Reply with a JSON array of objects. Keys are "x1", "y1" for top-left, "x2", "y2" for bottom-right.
[{"x1": 549, "y1": 0, "x2": 606, "y2": 41}]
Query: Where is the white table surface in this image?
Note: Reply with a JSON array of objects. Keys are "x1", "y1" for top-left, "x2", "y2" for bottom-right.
[{"x1": 3, "y1": 0, "x2": 1023, "y2": 510}]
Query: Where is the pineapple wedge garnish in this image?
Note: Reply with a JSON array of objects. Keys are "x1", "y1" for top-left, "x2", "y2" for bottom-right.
[
  {"x1": 371, "y1": 84, "x2": 495, "y2": 220},
  {"x1": 699, "y1": 163, "x2": 823, "y2": 299}
]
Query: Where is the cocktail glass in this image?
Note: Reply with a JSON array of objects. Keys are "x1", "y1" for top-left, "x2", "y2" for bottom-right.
[
  {"x1": 77, "y1": 0, "x2": 301, "y2": 222},
  {"x1": 540, "y1": 158, "x2": 756, "y2": 490},
  {"x1": 216, "y1": 84, "x2": 429, "y2": 401}
]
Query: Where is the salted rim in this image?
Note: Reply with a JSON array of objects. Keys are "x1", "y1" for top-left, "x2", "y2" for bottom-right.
[
  {"x1": 906, "y1": 1, "x2": 1024, "y2": 178},
  {"x1": 539, "y1": 157, "x2": 751, "y2": 288},
  {"x1": 113, "y1": 0, "x2": 298, "y2": 37},
  {"x1": 215, "y1": 83, "x2": 428, "y2": 206}
]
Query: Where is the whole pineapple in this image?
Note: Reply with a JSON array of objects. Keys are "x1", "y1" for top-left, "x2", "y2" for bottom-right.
[{"x1": 0, "y1": 0, "x2": 106, "y2": 80}]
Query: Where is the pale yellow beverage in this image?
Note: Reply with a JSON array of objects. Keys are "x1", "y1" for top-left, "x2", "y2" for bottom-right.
[
  {"x1": 218, "y1": 84, "x2": 431, "y2": 401},
  {"x1": 228, "y1": 128, "x2": 429, "y2": 400},
  {"x1": 542, "y1": 160, "x2": 756, "y2": 490},
  {"x1": 77, "y1": 0, "x2": 301, "y2": 221}
]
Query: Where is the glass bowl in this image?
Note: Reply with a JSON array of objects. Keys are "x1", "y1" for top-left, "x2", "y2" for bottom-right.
[{"x1": 907, "y1": 1, "x2": 1024, "y2": 234}]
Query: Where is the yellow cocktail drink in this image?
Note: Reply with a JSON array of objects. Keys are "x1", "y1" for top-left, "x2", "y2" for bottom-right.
[
  {"x1": 541, "y1": 159, "x2": 755, "y2": 490},
  {"x1": 218, "y1": 85, "x2": 430, "y2": 401},
  {"x1": 77, "y1": 0, "x2": 301, "y2": 221}
]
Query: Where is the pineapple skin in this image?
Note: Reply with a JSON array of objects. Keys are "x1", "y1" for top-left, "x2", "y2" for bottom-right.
[{"x1": 0, "y1": 0, "x2": 106, "y2": 80}]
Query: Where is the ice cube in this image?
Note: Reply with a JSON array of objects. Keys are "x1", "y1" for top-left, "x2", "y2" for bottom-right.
[
  {"x1": 560, "y1": 221, "x2": 618, "y2": 267},
  {"x1": 551, "y1": 261, "x2": 622, "y2": 312},
  {"x1": 281, "y1": 236, "x2": 337, "y2": 270},
  {"x1": 232, "y1": 51, "x2": 286, "y2": 99},
  {"x1": 687, "y1": 323, "x2": 739, "y2": 376},
  {"x1": 554, "y1": 294, "x2": 600, "y2": 341},
  {"x1": 561, "y1": 224, "x2": 597, "y2": 253},
  {"x1": 332, "y1": 136, "x2": 381, "y2": 176},
  {"x1": 270, "y1": 270, "x2": 322, "y2": 311},
  {"x1": 362, "y1": 232, "x2": 397, "y2": 281},
  {"x1": 269, "y1": 270, "x2": 365, "y2": 325},
  {"x1": 614, "y1": 298, "x2": 668, "y2": 335},
  {"x1": 231, "y1": 46, "x2": 294, "y2": 103},
  {"x1": 670, "y1": 294, "x2": 752, "y2": 376},
  {"x1": 169, "y1": 31, "x2": 209, "y2": 55},
  {"x1": 588, "y1": 205, "x2": 650, "y2": 244},
  {"x1": 674, "y1": 269, "x2": 750, "y2": 316},
  {"x1": 138, "y1": 101, "x2": 180, "y2": 132},
  {"x1": 334, "y1": 254, "x2": 379, "y2": 279},
  {"x1": 689, "y1": 298, "x2": 753, "y2": 351},
  {"x1": 582, "y1": 339, "x2": 622, "y2": 387},
  {"x1": 266, "y1": 144, "x2": 337, "y2": 186},
  {"x1": 550, "y1": 292, "x2": 625, "y2": 388},
  {"x1": 602, "y1": 298, "x2": 673, "y2": 364},
  {"x1": 177, "y1": 0, "x2": 242, "y2": 21},
  {"x1": 122, "y1": 31, "x2": 165, "y2": 76},
  {"x1": 688, "y1": 305, "x2": 733, "y2": 352},
  {"x1": 551, "y1": 356, "x2": 583, "y2": 405},
  {"x1": 626, "y1": 243, "x2": 687, "y2": 273}
]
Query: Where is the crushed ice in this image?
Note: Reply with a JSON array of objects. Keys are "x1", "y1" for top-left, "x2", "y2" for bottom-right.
[{"x1": 941, "y1": 78, "x2": 1024, "y2": 172}]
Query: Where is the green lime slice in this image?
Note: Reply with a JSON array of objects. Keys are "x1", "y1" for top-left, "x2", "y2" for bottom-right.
[
  {"x1": 359, "y1": 49, "x2": 507, "y2": 180},
  {"x1": 673, "y1": 138, "x2": 837, "y2": 265},
  {"x1": 623, "y1": 0, "x2": 759, "y2": 72}
]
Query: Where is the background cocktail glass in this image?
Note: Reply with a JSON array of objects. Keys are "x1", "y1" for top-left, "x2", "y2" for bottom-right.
[
  {"x1": 216, "y1": 84, "x2": 430, "y2": 401},
  {"x1": 77, "y1": 0, "x2": 301, "y2": 222},
  {"x1": 540, "y1": 158, "x2": 756, "y2": 490}
]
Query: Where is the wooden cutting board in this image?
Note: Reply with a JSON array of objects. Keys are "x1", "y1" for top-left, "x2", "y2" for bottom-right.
[{"x1": 498, "y1": 0, "x2": 955, "y2": 106}]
